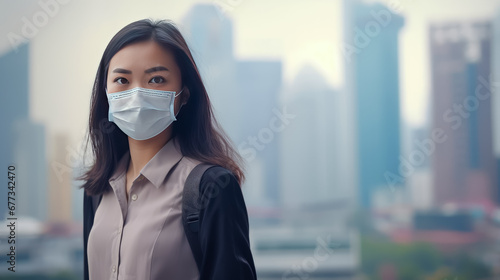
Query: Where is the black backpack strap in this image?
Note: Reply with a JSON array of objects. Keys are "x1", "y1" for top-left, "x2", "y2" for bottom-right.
[
  {"x1": 182, "y1": 163, "x2": 215, "y2": 272},
  {"x1": 84, "y1": 192, "x2": 102, "y2": 280}
]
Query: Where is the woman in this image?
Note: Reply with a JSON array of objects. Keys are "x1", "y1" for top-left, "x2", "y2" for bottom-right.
[{"x1": 80, "y1": 19, "x2": 256, "y2": 280}]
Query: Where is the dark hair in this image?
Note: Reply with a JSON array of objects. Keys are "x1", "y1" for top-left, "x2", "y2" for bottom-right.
[{"x1": 79, "y1": 18, "x2": 245, "y2": 196}]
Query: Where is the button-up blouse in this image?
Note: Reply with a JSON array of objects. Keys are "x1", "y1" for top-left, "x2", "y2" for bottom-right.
[{"x1": 87, "y1": 136, "x2": 201, "y2": 280}]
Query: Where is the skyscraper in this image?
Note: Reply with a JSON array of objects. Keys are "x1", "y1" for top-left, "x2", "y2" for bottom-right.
[
  {"x1": 13, "y1": 119, "x2": 48, "y2": 221},
  {"x1": 492, "y1": 9, "x2": 500, "y2": 205},
  {"x1": 48, "y1": 134, "x2": 73, "y2": 223},
  {"x1": 0, "y1": 42, "x2": 50, "y2": 221},
  {"x1": 182, "y1": 4, "x2": 283, "y2": 207},
  {"x1": 0, "y1": 43, "x2": 30, "y2": 220},
  {"x1": 235, "y1": 60, "x2": 282, "y2": 206},
  {"x1": 181, "y1": 4, "x2": 240, "y2": 141},
  {"x1": 345, "y1": 2, "x2": 404, "y2": 207},
  {"x1": 430, "y1": 22, "x2": 497, "y2": 211},
  {"x1": 281, "y1": 65, "x2": 342, "y2": 207}
]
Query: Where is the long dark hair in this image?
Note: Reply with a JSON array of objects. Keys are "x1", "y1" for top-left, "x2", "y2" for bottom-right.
[{"x1": 79, "y1": 18, "x2": 245, "y2": 196}]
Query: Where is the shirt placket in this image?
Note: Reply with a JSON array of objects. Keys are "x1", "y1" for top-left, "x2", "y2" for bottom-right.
[
  {"x1": 112, "y1": 174, "x2": 145, "y2": 280},
  {"x1": 111, "y1": 215, "x2": 124, "y2": 280}
]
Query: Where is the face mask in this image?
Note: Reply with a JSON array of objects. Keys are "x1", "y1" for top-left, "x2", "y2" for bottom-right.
[{"x1": 106, "y1": 87, "x2": 184, "y2": 140}]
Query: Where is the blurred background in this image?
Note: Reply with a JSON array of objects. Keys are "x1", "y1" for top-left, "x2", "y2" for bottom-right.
[{"x1": 1, "y1": 0, "x2": 500, "y2": 279}]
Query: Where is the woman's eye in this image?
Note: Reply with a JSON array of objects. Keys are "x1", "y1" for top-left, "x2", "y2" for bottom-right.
[
  {"x1": 114, "y1": 77, "x2": 128, "y2": 85},
  {"x1": 149, "y1": 76, "x2": 165, "y2": 84}
]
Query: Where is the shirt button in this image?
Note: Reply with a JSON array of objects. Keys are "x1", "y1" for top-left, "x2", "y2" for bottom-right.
[
  {"x1": 131, "y1": 194, "x2": 138, "y2": 201},
  {"x1": 112, "y1": 265, "x2": 116, "y2": 273},
  {"x1": 117, "y1": 228, "x2": 122, "y2": 234},
  {"x1": 137, "y1": 175, "x2": 144, "y2": 181}
]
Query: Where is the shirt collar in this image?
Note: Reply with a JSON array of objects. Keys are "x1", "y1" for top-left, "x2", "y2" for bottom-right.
[{"x1": 108, "y1": 136, "x2": 184, "y2": 189}]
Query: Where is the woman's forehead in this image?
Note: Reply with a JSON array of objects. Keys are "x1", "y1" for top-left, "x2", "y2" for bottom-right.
[{"x1": 109, "y1": 40, "x2": 179, "y2": 72}]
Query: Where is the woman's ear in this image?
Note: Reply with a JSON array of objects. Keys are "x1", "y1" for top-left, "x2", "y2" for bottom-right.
[{"x1": 182, "y1": 87, "x2": 190, "y2": 106}]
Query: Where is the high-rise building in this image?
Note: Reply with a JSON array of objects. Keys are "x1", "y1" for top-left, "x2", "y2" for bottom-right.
[
  {"x1": 0, "y1": 43, "x2": 30, "y2": 220},
  {"x1": 182, "y1": 4, "x2": 283, "y2": 207},
  {"x1": 281, "y1": 66, "x2": 342, "y2": 207},
  {"x1": 0, "y1": 43, "x2": 50, "y2": 221},
  {"x1": 345, "y1": 2, "x2": 404, "y2": 207},
  {"x1": 340, "y1": 0, "x2": 361, "y2": 209},
  {"x1": 430, "y1": 22, "x2": 497, "y2": 211},
  {"x1": 235, "y1": 60, "x2": 282, "y2": 206},
  {"x1": 492, "y1": 9, "x2": 500, "y2": 205},
  {"x1": 181, "y1": 4, "x2": 240, "y2": 141},
  {"x1": 48, "y1": 134, "x2": 73, "y2": 223},
  {"x1": 13, "y1": 119, "x2": 48, "y2": 221}
]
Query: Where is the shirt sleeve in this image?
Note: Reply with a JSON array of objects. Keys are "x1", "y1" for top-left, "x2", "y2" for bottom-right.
[{"x1": 198, "y1": 166, "x2": 257, "y2": 280}]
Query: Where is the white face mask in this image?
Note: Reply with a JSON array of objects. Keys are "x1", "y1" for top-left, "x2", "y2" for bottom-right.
[{"x1": 106, "y1": 87, "x2": 183, "y2": 140}]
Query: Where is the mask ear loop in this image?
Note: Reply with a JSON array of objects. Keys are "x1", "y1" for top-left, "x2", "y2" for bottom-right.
[
  {"x1": 173, "y1": 88, "x2": 185, "y2": 119},
  {"x1": 104, "y1": 87, "x2": 112, "y2": 121},
  {"x1": 174, "y1": 88, "x2": 183, "y2": 98}
]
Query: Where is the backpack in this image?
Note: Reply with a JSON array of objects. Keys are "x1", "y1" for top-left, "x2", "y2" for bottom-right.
[{"x1": 90, "y1": 163, "x2": 214, "y2": 272}]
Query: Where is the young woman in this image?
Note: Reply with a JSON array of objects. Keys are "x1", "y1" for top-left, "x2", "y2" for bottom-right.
[{"x1": 80, "y1": 19, "x2": 256, "y2": 280}]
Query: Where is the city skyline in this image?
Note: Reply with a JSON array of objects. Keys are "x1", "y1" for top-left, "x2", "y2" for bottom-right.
[
  {"x1": 1, "y1": 0, "x2": 499, "y2": 149},
  {"x1": 1, "y1": 0, "x2": 499, "y2": 218},
  {"x1": 2, "y1": 1, "x2": 500, "y2": 278}
]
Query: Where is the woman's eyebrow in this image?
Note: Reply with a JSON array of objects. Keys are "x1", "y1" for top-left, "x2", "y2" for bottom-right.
[
  {"x1": 145, "y1": 66, "x2": 169, "y2": 73},
  {"x1": 112, "y1": 68, "x2": 132, "y2": 74}
]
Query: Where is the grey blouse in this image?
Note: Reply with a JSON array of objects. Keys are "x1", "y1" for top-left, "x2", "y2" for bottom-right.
[{"x1": 87, "y1": 136, "x2": 201, "y2": 280}]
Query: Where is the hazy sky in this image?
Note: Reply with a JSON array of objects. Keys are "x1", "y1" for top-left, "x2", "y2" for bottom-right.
[{"x1": 1, "y1": 0, "x2": 499, "y2": 150}]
